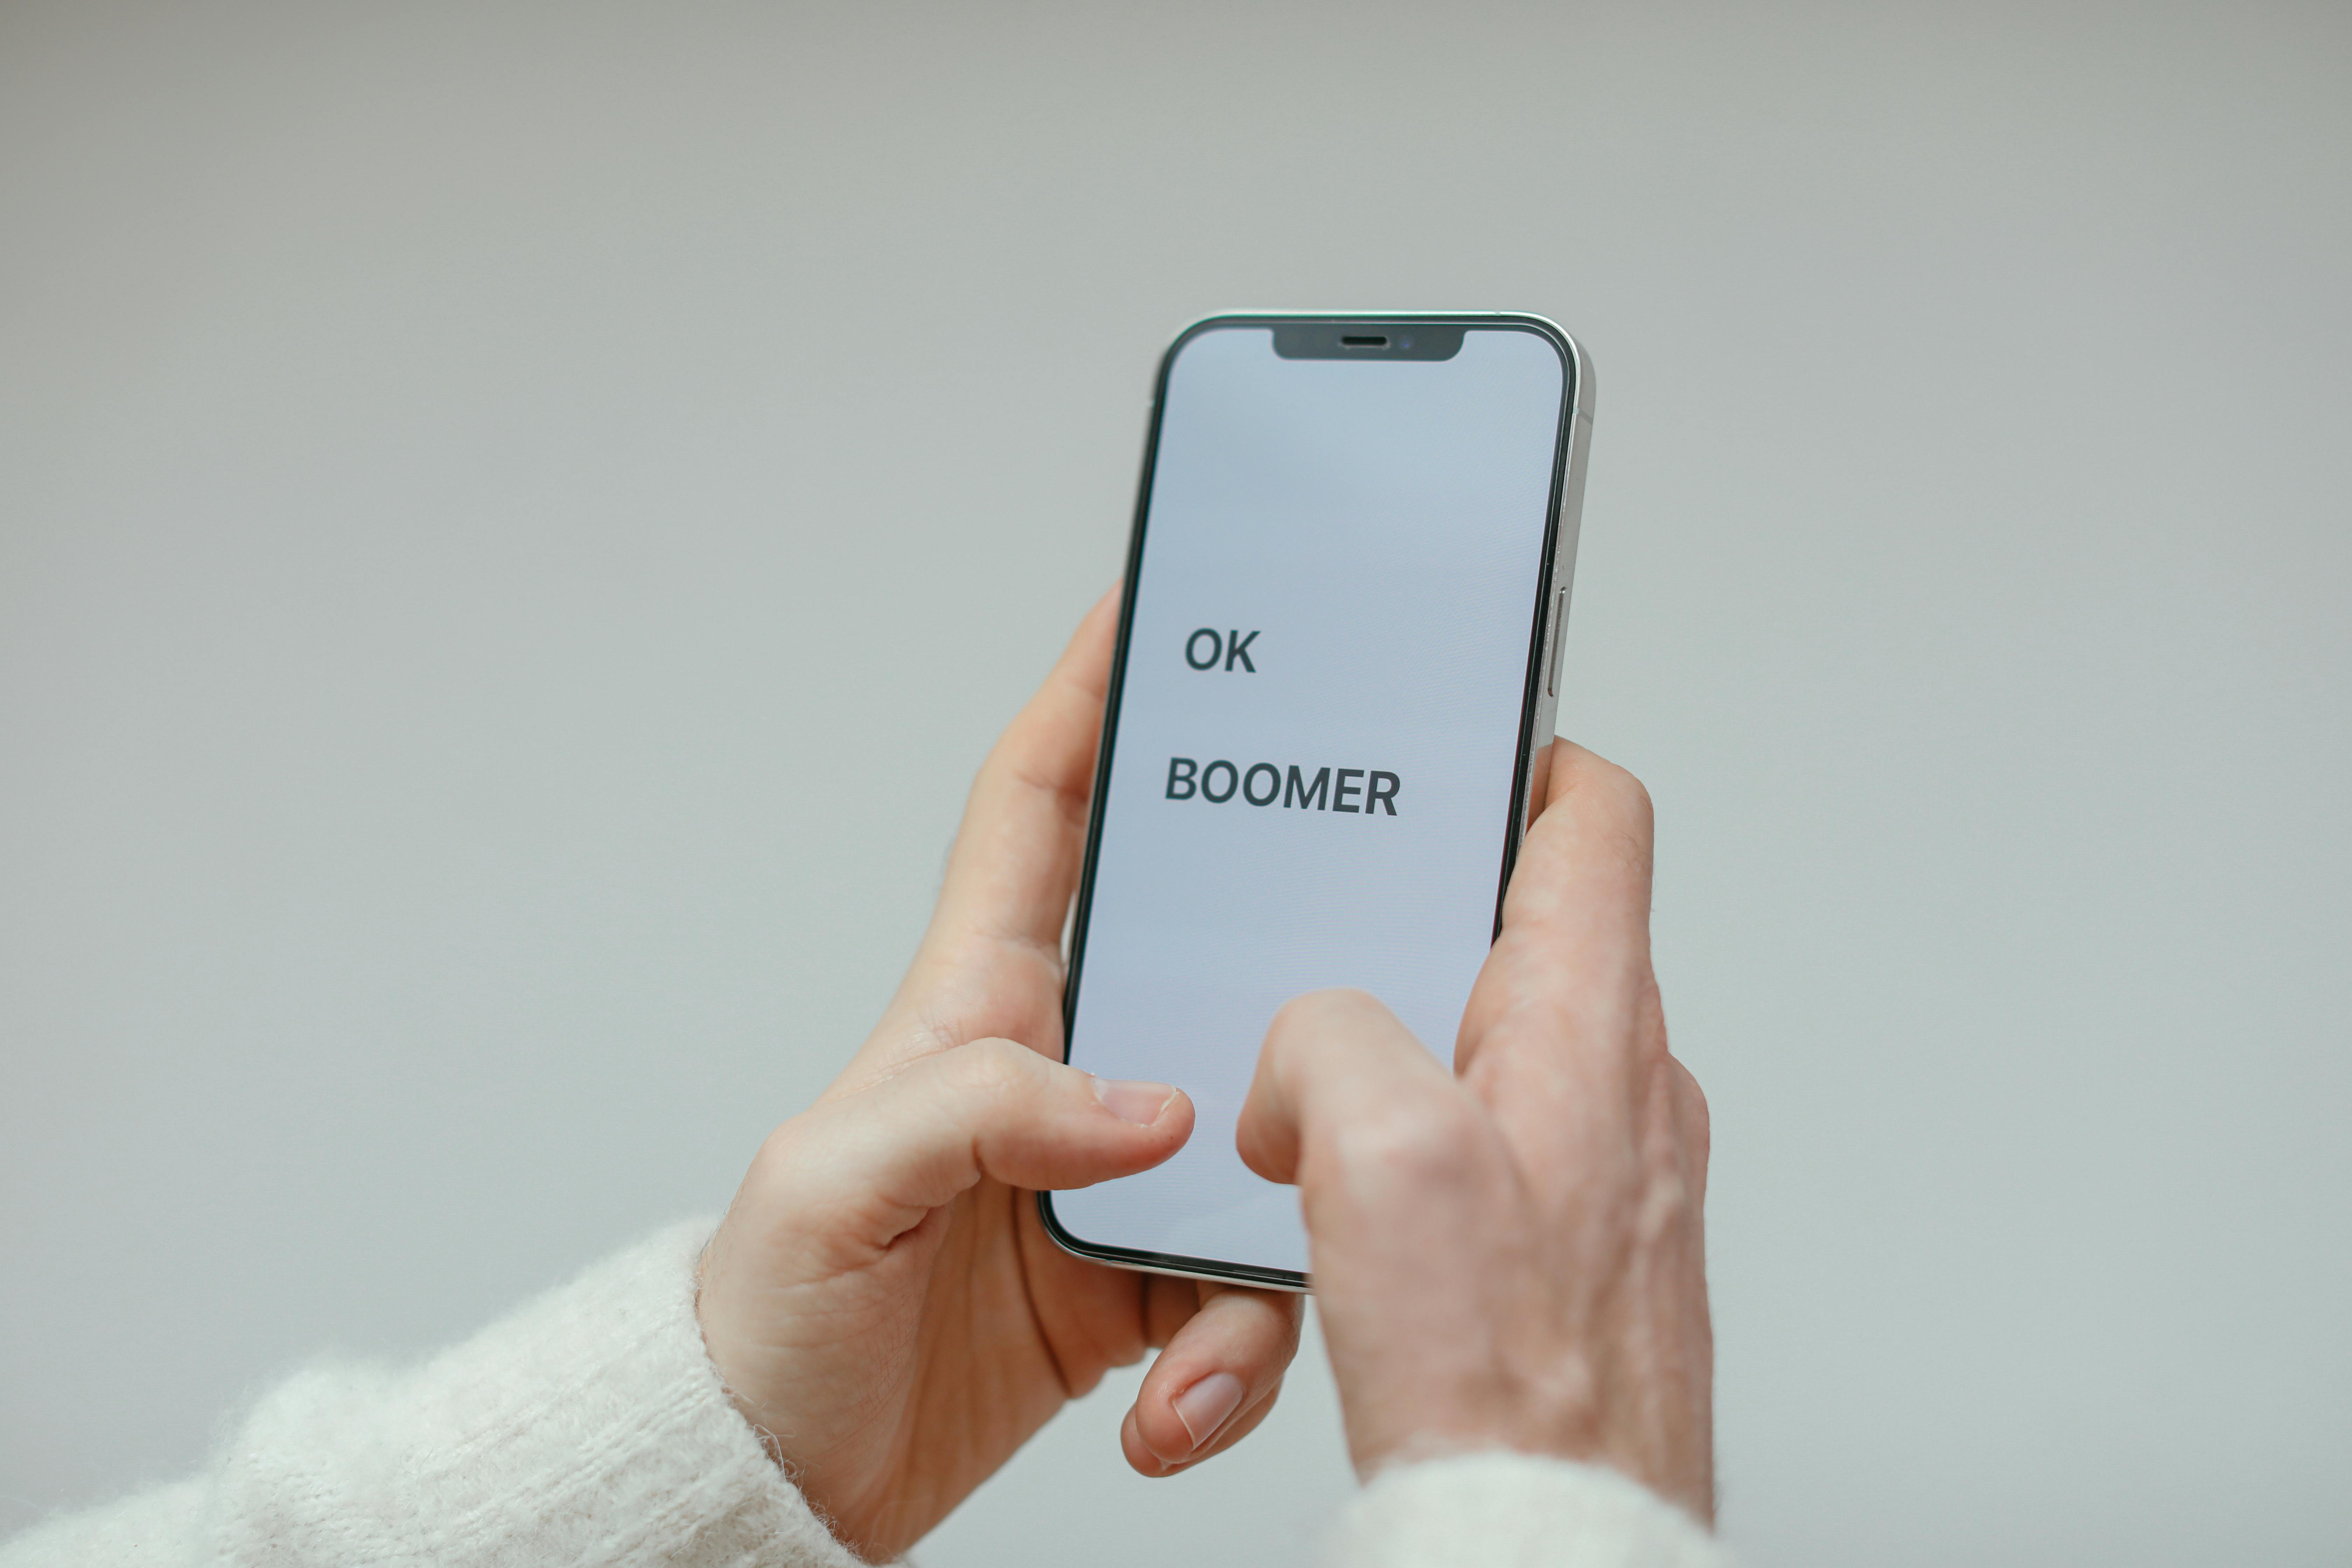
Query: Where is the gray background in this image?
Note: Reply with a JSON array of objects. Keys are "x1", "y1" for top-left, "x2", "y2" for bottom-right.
[{"x1": 2, "y1": 2, "x2": 2345, "y2": 1563}]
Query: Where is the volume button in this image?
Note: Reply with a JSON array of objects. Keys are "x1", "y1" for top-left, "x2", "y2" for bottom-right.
[{"x1": 1545, "y1": 586, "x2": 1568, "y2": 696}]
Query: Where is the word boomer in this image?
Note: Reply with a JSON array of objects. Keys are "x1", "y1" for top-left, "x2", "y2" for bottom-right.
[{"x1": 1164, "y1": 757, "x2": 1400, "y2": 815}]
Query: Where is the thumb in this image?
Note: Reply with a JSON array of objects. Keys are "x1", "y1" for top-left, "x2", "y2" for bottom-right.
[{"x1": 762, "y1": 1038, "x2": 1191, "y2": 1259}]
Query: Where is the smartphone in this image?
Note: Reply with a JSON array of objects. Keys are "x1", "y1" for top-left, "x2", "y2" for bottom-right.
[{"x1": 1040, "y1": 313, "x2": 1594, "y2": 1290}]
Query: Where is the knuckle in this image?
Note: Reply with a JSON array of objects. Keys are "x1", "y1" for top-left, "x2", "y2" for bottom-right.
[
  {"x1": 950, "y1": 1035, "x2": 1047, "y2": 1100},
  {"x1": 1600, "y1": 776, "x2": 1656, "y2": 860},
  {"x1": 1635, "y1": 1171, "x2": 1694, "y2": 1246},
  {"x1": 1672, "y1": 1060, "x2": 1712, "y2": 1164},
  {"x1": 1334, "y1": 1095, "x2": 1482, "y2": 1190},
  {"x1": 1267, "y1": 989, "x2": 1396, "y2": 1074},
  {"x1": 1564, "y1": 751, "x2": 1656, "y2": 847},
  {"x1": 1269, "y1": 987, "x2": 1381, "y2": 1038},
  {"x1": 1680, "y1": 1065, "x2": 1710, "y2": 1130}
]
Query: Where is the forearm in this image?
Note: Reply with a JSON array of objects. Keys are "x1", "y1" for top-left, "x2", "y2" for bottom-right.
[{"x1": 2, "y1": 1222, "x2": 863, "y2": 1568}]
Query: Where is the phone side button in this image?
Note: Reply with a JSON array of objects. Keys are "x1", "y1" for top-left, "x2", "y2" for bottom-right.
[{"x1": 1545, "y1": 586, "x2": 1569, "y2": 696}]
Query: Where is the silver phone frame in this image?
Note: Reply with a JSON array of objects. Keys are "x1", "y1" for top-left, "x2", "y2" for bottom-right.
[{"x1": 1038, "y1": 312, "x2": 1597, "y2": 1292}]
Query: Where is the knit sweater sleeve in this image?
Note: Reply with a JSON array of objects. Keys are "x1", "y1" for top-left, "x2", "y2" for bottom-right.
[
  {"x1": 1318, "y1": 1452, "x2": 1730, "y2": 1568},
  {"x1": 0, "y1": 1220, "x2": 865, "y2": 1568}
]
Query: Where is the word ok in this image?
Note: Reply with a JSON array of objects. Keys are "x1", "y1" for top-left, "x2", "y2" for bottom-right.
[
  {"x1": 1165, "y1": 757, "x2": 1400, "y2": 815},
  {"x1": 1184, "y1": 628, "x2": 1259, "y2": 672}
]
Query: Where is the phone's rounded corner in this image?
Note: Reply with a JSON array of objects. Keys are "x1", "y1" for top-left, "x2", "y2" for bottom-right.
[
  {"x1": 1034, "y1": 1190, "x2": 1092, "y2": 1261},
  {"x1": 1031, "y1": 1191, "x2": 1143, "y2": 1276},
  {"x1": 1162, "y1": 312, "x2": 1272, "y2": 362},
  {"x1": 1147, "y1": 314, "x2": 1274, "y2": 408},
  {"x1": 1571, "y1": 337, "x2": 1596, "y2": 421},
  {"x1": 1482, "y1": 313, "x2": 1593, "y2": 419}
]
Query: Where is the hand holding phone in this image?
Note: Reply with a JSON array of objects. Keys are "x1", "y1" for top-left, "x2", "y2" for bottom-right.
[
  {"x1": 1239, "y1": 743, "x2": 1716, "y2": 1522},
  {"x1": 696, "y1": 597, "x2": 1301, "y2": 1562}
]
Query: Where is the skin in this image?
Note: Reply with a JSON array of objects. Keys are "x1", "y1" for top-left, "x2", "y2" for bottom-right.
[
  {"x1": 696, "y1": 589, "x2": 1302, "y2": 1563},
  {"x1": 699, "y1": 592, "x2": 1715, "y2": 1556},
  {"x1": 1238, "y1": 744, "x2": 1715, "y2": 1519}
]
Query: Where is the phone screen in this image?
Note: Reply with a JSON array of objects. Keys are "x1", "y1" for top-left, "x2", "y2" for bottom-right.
[{"x1": 1044, "y1": 319, "x2": 1575, "y2": 1284}]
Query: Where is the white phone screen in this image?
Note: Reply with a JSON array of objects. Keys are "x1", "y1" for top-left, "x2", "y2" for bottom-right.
[{"x1": 1049, "y1": 322, "x2": 1569, "y2": 1280}]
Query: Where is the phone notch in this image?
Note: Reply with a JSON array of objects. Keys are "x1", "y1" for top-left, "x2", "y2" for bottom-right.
[{"x1": 1273, "y1": 321, "x2": 1466, "y2": 360}]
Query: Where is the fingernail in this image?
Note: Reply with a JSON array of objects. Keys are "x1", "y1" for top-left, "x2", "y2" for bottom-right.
[
  {"x1": 1093, "y1": 1077, "x2": 1177, "y2": 1126},
  {"x1": 1172, "y1": 1371, "x2": 1246, "y2": 1449}
]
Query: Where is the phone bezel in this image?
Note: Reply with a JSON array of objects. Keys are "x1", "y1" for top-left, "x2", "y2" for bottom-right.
[{"x1": 1037, "y1": 312, "x2": 1589, "y2": 1292}]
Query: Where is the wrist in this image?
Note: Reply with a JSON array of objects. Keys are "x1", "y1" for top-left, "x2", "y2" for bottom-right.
[{"x1": 693, "y1": 1240, "x2": 785, "y2": 1468}]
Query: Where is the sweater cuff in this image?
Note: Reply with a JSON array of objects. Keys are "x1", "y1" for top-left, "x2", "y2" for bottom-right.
[
  {"x1": 212, "y1": 1218, "x2": 867, "y2": 1568},
  {"x1": 1318, "y1": 1452, "x2": 1727, "y2": 1568}
]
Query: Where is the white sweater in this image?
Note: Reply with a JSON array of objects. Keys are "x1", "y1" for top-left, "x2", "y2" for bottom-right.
[{"x1": 0, "y1": 1223, "x2": 1727, "y2": 1568}]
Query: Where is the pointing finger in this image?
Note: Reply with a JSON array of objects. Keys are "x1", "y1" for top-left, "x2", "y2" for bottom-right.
[{"x1": 1236, "y1": 988, "x2": 1454, "y2": 1190}]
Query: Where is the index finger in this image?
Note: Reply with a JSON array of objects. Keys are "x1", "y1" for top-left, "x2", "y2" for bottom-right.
[
  {"x1": 1237, "y1": 988, "x2": 1457, "y2": 1193},
  {"x1": 930, "y1": 587, "x2": 1119, "y2": 956}
]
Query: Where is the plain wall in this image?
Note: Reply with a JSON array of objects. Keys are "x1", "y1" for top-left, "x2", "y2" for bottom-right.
[{"x1": 2, "y1": 3, "x2": 2346, "y2": 1563}]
